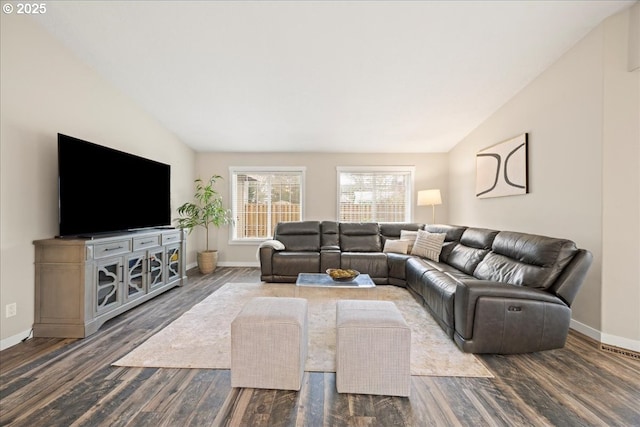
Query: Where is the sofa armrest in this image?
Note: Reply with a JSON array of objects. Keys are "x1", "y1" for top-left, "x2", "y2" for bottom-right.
[
  {"x1": 548, "y1": 249, "x2": 593, "y2": 306},
  {"x1": 259, "y1": 246, "x2": 275, "y2": 276},
  {"x1": 455, "y1": 280, "x2": 566, "y2": 340}
]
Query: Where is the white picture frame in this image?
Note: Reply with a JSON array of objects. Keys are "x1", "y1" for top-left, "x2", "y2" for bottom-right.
[{"x1": 476, "y1": 133, "x2": 528, "y2": 199}]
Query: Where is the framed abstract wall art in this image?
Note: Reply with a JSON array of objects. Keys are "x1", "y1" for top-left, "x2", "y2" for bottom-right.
[{"x1": 476, "y1": 133, "x2": 528, "y2": 199}]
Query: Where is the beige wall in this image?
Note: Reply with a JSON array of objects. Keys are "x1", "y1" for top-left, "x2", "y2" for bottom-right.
[
  {"x1": 0, "y1": 16, "x2": 196, "y2": 348},
  {"x1": 601, "y1": 7, "x2": 640, "y2": 351},
  {"x1": 192, "y1": 152, "x2": 448, "y2": 265},
  {"x1": 449, "y1": 8, "x2": 639, "y2": 351}
]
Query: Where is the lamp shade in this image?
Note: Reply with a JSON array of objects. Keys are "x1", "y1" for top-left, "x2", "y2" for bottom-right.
[{"x1": 417, "y1": 189, "x2": 442, "y2": 206}]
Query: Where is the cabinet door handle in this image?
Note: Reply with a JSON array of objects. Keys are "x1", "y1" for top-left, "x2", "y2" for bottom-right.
[
  {"x1": 105, "y1": 246, "x2": 124, "y2": 252},
  {"x1": 142, "y1": 240, "x2": 154, "y2": 244},
  {"x1": 120, "y1": 265, "x2": 124, "y2": 283}
]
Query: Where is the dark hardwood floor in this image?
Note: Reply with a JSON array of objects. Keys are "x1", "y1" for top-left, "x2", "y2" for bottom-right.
[{"x1": 1, "y1": 267, "x2": 639, "y2": 427}]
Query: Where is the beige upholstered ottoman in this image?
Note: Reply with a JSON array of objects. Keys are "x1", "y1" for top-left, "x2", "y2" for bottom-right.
[
  {"x1": 231, "y1": 296, "x2": 308, "y2": 391},
  {"x1": 336, "y1": 300, "x2": 411, "y2": 397}
]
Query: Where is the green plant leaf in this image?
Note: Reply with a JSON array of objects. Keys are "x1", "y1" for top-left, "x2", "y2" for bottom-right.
[{"x1": 173, "y1": 175, "x2": 234, "y2": 251}]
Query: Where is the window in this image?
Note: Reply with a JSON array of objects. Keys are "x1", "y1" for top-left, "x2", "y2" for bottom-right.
[
  {"x1": 230, "y1": 167, "x2": 305, "y2": 241},
  {"x1": 337, "y1": 166, "x2": 414, "y2": 222}
]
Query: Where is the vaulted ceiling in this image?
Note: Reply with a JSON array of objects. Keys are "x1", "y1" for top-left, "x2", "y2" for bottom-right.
[{"x1": 33, "y1": 1, "x2": 635, "y2": 153}]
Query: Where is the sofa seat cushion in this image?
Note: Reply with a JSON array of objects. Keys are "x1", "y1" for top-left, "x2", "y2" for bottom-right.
[
  {"x1": 406, "y1": 257, "x2": 429, "y2": 296},
  {"x1": 272, "y1": 252, "x2": 320, "y2": 276},
  {"x1": 406, "y1": 256, "x2": 437, "y2": 273},
  {"x1": 474, "y1": 231, "x2": 578, "y2": 289},
  {"x1": 341, "y1": 252, "x2": 388, "y2": 279},
  {"x1": 405, "y1": 256, "x2": 470, "y2": 278},
  {"x1": 435, "y1": 264, "x2": 476, "y2": 282},
  {"x1": 419, "y1": 269, "x2": 460, "y2": 337},
  {"x1": 386, "y1": 252, "x2": 413, "y2": 280}
]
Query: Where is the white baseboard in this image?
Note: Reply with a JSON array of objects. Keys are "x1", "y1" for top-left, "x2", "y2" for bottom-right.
[
  {"x1": 218, "y1": 261, "x2": 260, "y2": 267},
  {"x1": 570, "y1": 319, "x2": 601, "y2": 342},
  {"x1": 571, "y1": 319, "x2": 640, "y2": 352},
  {"x1": 601, "y1": 332, "x2": 640, "y2": 352},
  {"x1": 186, "y1": 261, "x2": 259, "y2": 271},
  {"x1": 1, "y1": 329, "x2": 31, "y2": 351}
]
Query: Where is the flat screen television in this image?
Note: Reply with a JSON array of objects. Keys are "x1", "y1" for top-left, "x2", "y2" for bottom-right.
[{"x1": 58, "y1": 133, "x2": 171, "y2": 237}]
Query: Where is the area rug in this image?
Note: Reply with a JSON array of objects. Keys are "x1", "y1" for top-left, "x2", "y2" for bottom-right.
[{"x1": 113, "y1": 283, "x2": 493, "y2": 377}]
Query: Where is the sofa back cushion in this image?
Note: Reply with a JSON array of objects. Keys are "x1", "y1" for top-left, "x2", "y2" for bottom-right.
[
  {"x1": 473, "y1": 231, "x2": 579, "y2": 289},
  {"x1": 446, "y1": 228, "x2": 498, "y2": 275},
  {"x1": 321, "y1": 221, "x2": 339, "y2": 247},
  {"x1": 378, "y1": 222, "x2": 424, "y2": 246},
  {"x1": 425, "y1": 224, "x2": 467, "y2": 261},
  {"x1": 339, "y1": 222, "x2": 382, "y2": 252},
  {"x1": 274, "y1": 221, "x2": 321, "y2": 251}
]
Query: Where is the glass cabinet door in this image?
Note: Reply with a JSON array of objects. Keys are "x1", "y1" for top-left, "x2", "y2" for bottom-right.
[
  {"x1": 126, "y1": 252, "x2": 146, "y2": 301},
  {"x1": 166, "y1": 245, "x2": 181, "y2": 284},
  {"x1": 96, "y1": 259, "x2": 122, "y2": 313},
  {"x1": 148, "y1": 248, "x2": 165, "y2": 290}
]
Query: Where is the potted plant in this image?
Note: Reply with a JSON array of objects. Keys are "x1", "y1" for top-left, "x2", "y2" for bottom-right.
[{"x1": 175, "y1": 175, "x2": 233, "y2": 274}]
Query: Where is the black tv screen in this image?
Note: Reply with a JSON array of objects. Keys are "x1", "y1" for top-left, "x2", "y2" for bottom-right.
[{"x1": 58, "y1": 133, "x2": 171, "y2": 237}]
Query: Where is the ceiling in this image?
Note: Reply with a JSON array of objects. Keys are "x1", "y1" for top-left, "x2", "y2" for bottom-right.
[{"x1": 32, "y1": 1, "x2": 635, "y2": 153}]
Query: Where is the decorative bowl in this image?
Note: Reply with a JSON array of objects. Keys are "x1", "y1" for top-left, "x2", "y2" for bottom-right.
[{"x1": 326, "y1": 268, "x2": 360, "y2": 282}]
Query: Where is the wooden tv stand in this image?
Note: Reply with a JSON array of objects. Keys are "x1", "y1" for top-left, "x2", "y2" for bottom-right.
[{"x1": 33, "y1": 228, "x2": 187, "y2": 338}]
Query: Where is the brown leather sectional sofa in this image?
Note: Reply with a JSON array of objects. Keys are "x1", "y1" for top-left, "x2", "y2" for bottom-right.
[{"x1": 258, "y1": 221, "x2": 593, "y2": 354}]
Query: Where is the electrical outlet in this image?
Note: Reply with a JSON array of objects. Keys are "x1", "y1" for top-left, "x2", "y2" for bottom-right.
[{"x1": 6, "y1": 303, "x2": 17, "y2": 318}]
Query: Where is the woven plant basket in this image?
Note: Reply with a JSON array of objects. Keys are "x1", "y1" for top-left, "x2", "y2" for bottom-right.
[{"x1": 197, "y1": 250, "x2": 218, "y2": 274}]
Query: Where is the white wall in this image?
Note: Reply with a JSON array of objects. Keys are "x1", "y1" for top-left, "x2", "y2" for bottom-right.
[
  {"x1": 193, "y1": 152, "x2": 449, "y2": 265},
  {"x1": 0, "y1": 15, "x2": 196, "y2": 348},
  {"x1": 449, "y1": 7, "x2": 639, "y2": 351}
]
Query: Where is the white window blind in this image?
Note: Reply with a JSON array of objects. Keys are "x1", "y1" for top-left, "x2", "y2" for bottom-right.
[
  {"x1": 231, "y1": 167, "x2": 305, "y2": 240},
  {"x1": 337, "y1": 167, "x2": 414, "y2": 222}
]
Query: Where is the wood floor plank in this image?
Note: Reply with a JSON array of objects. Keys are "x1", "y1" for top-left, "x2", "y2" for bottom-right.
[
  {"x1": 243, "y1": 388, "x2": 278, "y2": 427},
  {"x1": 69, "y1": 367, "x2": 155, "y2": 427},
  {"x1": 297, "y1": 372, "x2": 325, "y2": 427},
  {"x1": 158, "y1": 369, "x2": 224, "y2": 425},
  {"x1": 1, "y1": 267, "x2": 639, "y2": 427},
  {"x1": 268, "y1": 388, "x2": 300, "y2": 427}
]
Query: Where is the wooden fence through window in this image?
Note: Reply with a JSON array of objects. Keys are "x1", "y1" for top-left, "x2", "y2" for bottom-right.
[
  {"x1": 236, "y1": 203, "x2": 407, "y2": 238},
  {"x1": 237, "y1": 203, "x2": 301, "y2": 238}
]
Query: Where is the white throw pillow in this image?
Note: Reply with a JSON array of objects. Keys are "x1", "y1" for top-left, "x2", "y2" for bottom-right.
[
  {"x1": 411, "y1": 230, "x2": 446, "y2": 261},
  {"x1": 259, "y1": 239, "x2": 285, "y2": 250},
  {"x1": 383, "y1": 239, "x2": 410, "y2": 254},
  {"x1": 400, "y1": 230, "x2": 419, "y2": 252}
]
